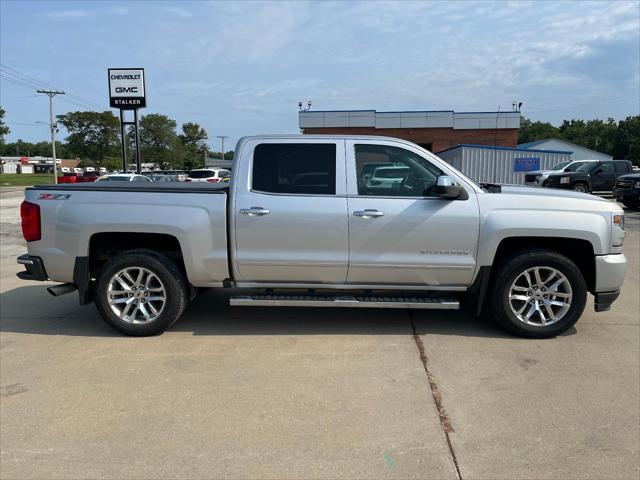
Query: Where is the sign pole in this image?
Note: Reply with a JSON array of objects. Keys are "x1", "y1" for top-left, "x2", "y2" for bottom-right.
[
  {"x1": 119, "y1": 109, "x2": 128, "y2": 172},
  {"x1": 133, "y1": 108, "x2": 142, "y2": 174}
]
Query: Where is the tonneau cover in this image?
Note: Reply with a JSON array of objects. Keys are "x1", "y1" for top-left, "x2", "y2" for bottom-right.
[{"x1": 27, "y1": 183, "x2": 229, "y2": 194}]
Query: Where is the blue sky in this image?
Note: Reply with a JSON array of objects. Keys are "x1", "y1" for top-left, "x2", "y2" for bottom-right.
[{"x1": 1, "y1": 0, "x2": 639, "y2": 149}]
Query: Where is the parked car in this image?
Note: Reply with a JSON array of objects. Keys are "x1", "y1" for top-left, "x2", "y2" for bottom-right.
[
  {"x1": 150, "y1": 174, "x2": 179, "y2": 183},
  {"x1": 545, "y1": 160, "x2": 634, "y2": 193},
  {"x1": 613, "y1": 172, "x2": 640, "y2": 209},
  {"x1": 99, "y1": 167, "x2": 107, "y2": 174},
  {"x1": 57, "y1": 172, "x2": 78, "y2": 183},
  {"x1": 76, "y1": 171, "x2": 100, "y2": 183},
  {"x1": 524, "y1": 160, "x2": 597, "y2": 187},
  {"x1": 17, "y1": 135, "x2": 627, "y2": 339},
  {"x1": 95, "y1": 174, "x2": 152, "y2": 182},
  {"x1": 73, "y1": 167, "x2": 83, "y2": 174},
  {"x1": 163, "y1": 170, "x2": 188, "y2": 182},
  {"x1": 60, "y1": 167, "x2": 71, "y2": 174},
  {"x1": 366, "y1": 166, "x2": 411, "y2": 191},
  {"x1": 185, "y1": 168, "x2": 231, "y2": 183}
]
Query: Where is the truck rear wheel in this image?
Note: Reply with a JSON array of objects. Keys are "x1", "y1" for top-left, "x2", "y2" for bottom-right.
[
  {"x1": 94, "y1": 249, "x2": 188, "y2": 336},
  {"x1": 490, "y1": 249, "x2": 587, "y2": 338}
]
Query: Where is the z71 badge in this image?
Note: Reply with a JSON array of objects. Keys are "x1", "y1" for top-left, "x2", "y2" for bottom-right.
[{"x1": 38, "y1": 193, "x2": 71, "y2": 200}]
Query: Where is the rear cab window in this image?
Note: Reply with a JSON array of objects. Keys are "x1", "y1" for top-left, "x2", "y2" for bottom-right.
[{"x1": 252, "y1": 143, "x2": 337, "y2": 195}]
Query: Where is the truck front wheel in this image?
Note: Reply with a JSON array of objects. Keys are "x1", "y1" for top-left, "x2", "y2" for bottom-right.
[
  {"x1": 572, "y1": 182, "x2": 589, "y2": 193},
  {"x1": 490, "y1": 249, "x2": 587, "y2": 338},
  {"x1": 94, "y1": 249, "x2": 188, "y2": 336}
]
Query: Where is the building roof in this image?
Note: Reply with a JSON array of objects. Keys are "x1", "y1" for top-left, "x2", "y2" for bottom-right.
[
  {"x1": 436, "y1": 143, "x2": 573, "y2": 155},
  {"x1": 299, "y1": 109, "x2": 521, "y2": 130},
  {"x1": 517, "y1": 138, "x2": 610, "y2": 157}
]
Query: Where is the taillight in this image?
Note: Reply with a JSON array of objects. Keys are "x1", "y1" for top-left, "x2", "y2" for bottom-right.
[
  {"x1": 20, "y1": 201, "x2": 41, "y2": 242},
  {"x1": 207, "y1": 178, "x2": 219, "y2": 183}
]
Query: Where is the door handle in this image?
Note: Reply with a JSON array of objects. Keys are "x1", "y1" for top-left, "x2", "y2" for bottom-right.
[
  {"x1": 354, "y1": 209, "x2": 384, "y2": 218},
  {"x1": 240, "y1": 207, "x2": 270, "y2": 216}
]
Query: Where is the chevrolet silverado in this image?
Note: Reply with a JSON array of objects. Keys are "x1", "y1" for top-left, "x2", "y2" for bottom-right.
[{"x1": 17, "y1": 135, "x2": 627, "y2": 337}]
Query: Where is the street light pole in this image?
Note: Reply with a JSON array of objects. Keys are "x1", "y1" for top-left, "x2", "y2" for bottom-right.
[
  {"x1": 37, "y1": 90, "x2": 65, "y2": 184},
  {"x1": 216, "y1": 135, "x2": 228, "y2": 162}
]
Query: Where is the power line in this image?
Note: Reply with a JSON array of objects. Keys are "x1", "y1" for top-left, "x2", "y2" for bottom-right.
[{"x1": 0, "y1": 63, "x2": 108, "y2": 110}]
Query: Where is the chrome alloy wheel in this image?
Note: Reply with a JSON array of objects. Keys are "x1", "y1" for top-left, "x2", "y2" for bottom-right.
[
  {"x1": 107, "y1": 267, "x2": 166, "y2": 324},
  {"x1": 508, "y1": 266, "x2": 572, "y2": 327}
]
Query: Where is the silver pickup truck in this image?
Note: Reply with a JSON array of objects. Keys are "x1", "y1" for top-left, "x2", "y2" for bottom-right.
[{"x1": 17, "y1": 135, "x2": 627, "y2": 338}]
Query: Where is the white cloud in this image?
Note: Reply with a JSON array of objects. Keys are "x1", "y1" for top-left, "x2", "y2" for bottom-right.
[
  {"x1": 45, "y1": 9, "x2": 93, "y2": 20},
  {"x1": 162, "y1": 6, "x2": 193, "y2": 19},
  {"x1": 110, "y1": 7, "x2": 129, "y2": 16}
]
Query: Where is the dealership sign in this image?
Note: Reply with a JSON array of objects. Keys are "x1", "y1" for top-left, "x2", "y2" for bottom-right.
[
  {"x1": 513, "y1": 157, "x2": 540, "y2": 172},
  {"x1": 108, "y1": 68, "x2": 146, "y2": 109}
]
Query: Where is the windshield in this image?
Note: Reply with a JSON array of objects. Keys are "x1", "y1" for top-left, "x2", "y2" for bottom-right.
[
  {"x1": 550, "y1": 161, "x2": 571, "y2": 171},
  {"x1": 565, "y1": 161, "x2": 589, "y2": 172},
  {"x1": 577, "y1": 162, "x2": 599, "y2": 172}
]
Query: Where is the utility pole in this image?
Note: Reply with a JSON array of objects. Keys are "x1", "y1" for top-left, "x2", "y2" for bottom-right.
[
  {"x1": 37, "y1": 90, "x2": 65, "y2": 184},
  {"x1": 216, "y1": 135, "x2": 228, "y2": 162},
  {"x1": 203, "y1": 144, "x2": 208, "y2": 168}
]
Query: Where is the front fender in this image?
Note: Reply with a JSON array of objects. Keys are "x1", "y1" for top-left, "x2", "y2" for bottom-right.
[{"x1": 477, "y1": 209, "x2": 609, "y2": 266}]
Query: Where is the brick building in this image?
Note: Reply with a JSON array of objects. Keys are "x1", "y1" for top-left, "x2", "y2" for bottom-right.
[{"x1": 299, "y1": 109, "x2": 520, "y2": 152}]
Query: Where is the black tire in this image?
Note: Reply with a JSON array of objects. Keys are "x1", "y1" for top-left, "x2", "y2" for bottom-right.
[
  {"x1": 94, "y1": 249, "x2": 188, "y2": 336},
  {"x1": 572, "y1": 182, "x2": 589, "y2": 193},
  {"x1": 490, "y1": 248, "x2": 587, "y2": 338},
  {"x1": 542, "y1": 180, "x2": 550, "y2": 187}
]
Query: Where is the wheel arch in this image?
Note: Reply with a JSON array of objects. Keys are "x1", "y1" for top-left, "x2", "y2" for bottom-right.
[
  {"x1": 80, "y1": 232, "x2": 188, "y2": 304},
  {"x1": 474, "y1": 236, "x2": 595, "y2": 315}
]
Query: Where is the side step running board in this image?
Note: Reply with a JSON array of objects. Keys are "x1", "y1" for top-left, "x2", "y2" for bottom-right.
[{"x1": 229, "y1": 295, "x2": 459, "y2": 310}]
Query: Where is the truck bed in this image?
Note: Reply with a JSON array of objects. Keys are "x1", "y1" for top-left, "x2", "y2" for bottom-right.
[{"x1": 24, "y1": 183, "x2": 230, "y2": 287}]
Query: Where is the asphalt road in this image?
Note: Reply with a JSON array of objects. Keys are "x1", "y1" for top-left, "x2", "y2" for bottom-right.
[{"x1": 1, "y1": 188, "x2": 638, "y2": 479}]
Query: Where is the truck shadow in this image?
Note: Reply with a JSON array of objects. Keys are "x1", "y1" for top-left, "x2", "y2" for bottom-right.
[{"x1": 0, "y1": 285, "x2": 574, "y2": 339}]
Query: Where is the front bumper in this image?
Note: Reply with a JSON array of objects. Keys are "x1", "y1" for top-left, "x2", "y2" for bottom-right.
[
  {"x1": 593, "y1": 253, "x2": 626, "y2": 312},
  {"x1": 16, "y1": 254, "x2": 49, "y2": 281},
  {"x1": 613, "y1": 188, "x2": 640, "y2": 202}
]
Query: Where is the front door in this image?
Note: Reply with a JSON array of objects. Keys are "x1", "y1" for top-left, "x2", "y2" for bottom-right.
[
  {"x1": 233, "y1": 139, "x2": 349, "y2": 283},
  {"x1": 345, "y1": 140, "x2": 480, "y2": 286},
  {"x1": 591, "y1": 161, "x2": 616, "y2": 191}
]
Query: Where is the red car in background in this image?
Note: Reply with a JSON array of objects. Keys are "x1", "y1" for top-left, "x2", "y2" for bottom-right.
[
  {"x1": 57, "y1": 172, "x2": 100, "y2": 183},
  {"x1": 57, "y1": 172, "x2": 78, "y2": 183}
]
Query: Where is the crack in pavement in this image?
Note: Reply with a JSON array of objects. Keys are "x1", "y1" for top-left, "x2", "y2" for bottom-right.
[{"x1": 408, "y1": 310, "x2": 462, "y2": 480}]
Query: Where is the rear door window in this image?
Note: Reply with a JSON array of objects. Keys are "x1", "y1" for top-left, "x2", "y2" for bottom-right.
[
  {"x1": 614, "y1": 162, "x2": 628, "y2": 173},
  {"x1": 252, "y1": 143, "x2": 336, "y2": 195}
]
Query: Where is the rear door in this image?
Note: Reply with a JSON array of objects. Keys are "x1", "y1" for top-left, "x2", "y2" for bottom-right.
[
  {"x1": 233, "y1": 139, "x2": 349, "y2": 283},
  {"x1": 345, "y1": 140, "x2": 480, "y2": 286}
]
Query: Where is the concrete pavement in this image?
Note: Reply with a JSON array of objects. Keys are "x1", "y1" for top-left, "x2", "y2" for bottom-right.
[{"x1": 1, "y1": 189, "x2": 638, "y2": 479}]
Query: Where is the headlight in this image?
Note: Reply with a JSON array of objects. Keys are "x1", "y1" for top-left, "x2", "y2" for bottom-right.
[
  {"x1": 634, "y1": 180, "x2": 640, "y2": 188},
  {"x1": 560, "y1": 177, "x2": 570, "y2": 184},
  {"x1": 612, "y1": 211, "x2": 625, "y2": 251}
]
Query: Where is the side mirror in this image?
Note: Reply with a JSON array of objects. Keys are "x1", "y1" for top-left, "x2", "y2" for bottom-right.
[{"x1": 436, "y1": 175, "x2": 468, "y2": 200}]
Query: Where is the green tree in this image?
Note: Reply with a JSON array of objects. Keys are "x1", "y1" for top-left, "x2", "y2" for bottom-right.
[
  {"x1": 613, "y1": 116, "x2": 640, "y2": 165},
  {"x1": 137, "y1": 114, "x2": 182, "y2": 169},
  {"x1": 0, "y1": 107, "x2": 9, "y2": 146},
  {"x1": 179, "y1": 122, "x2": 208, "y2": 170},
  {"x1": 518, "y1": 117, "x2": 559, "y2": 144},
  {"x1": 56, "y1": 111, "x2": 119, "y2": 165}
]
